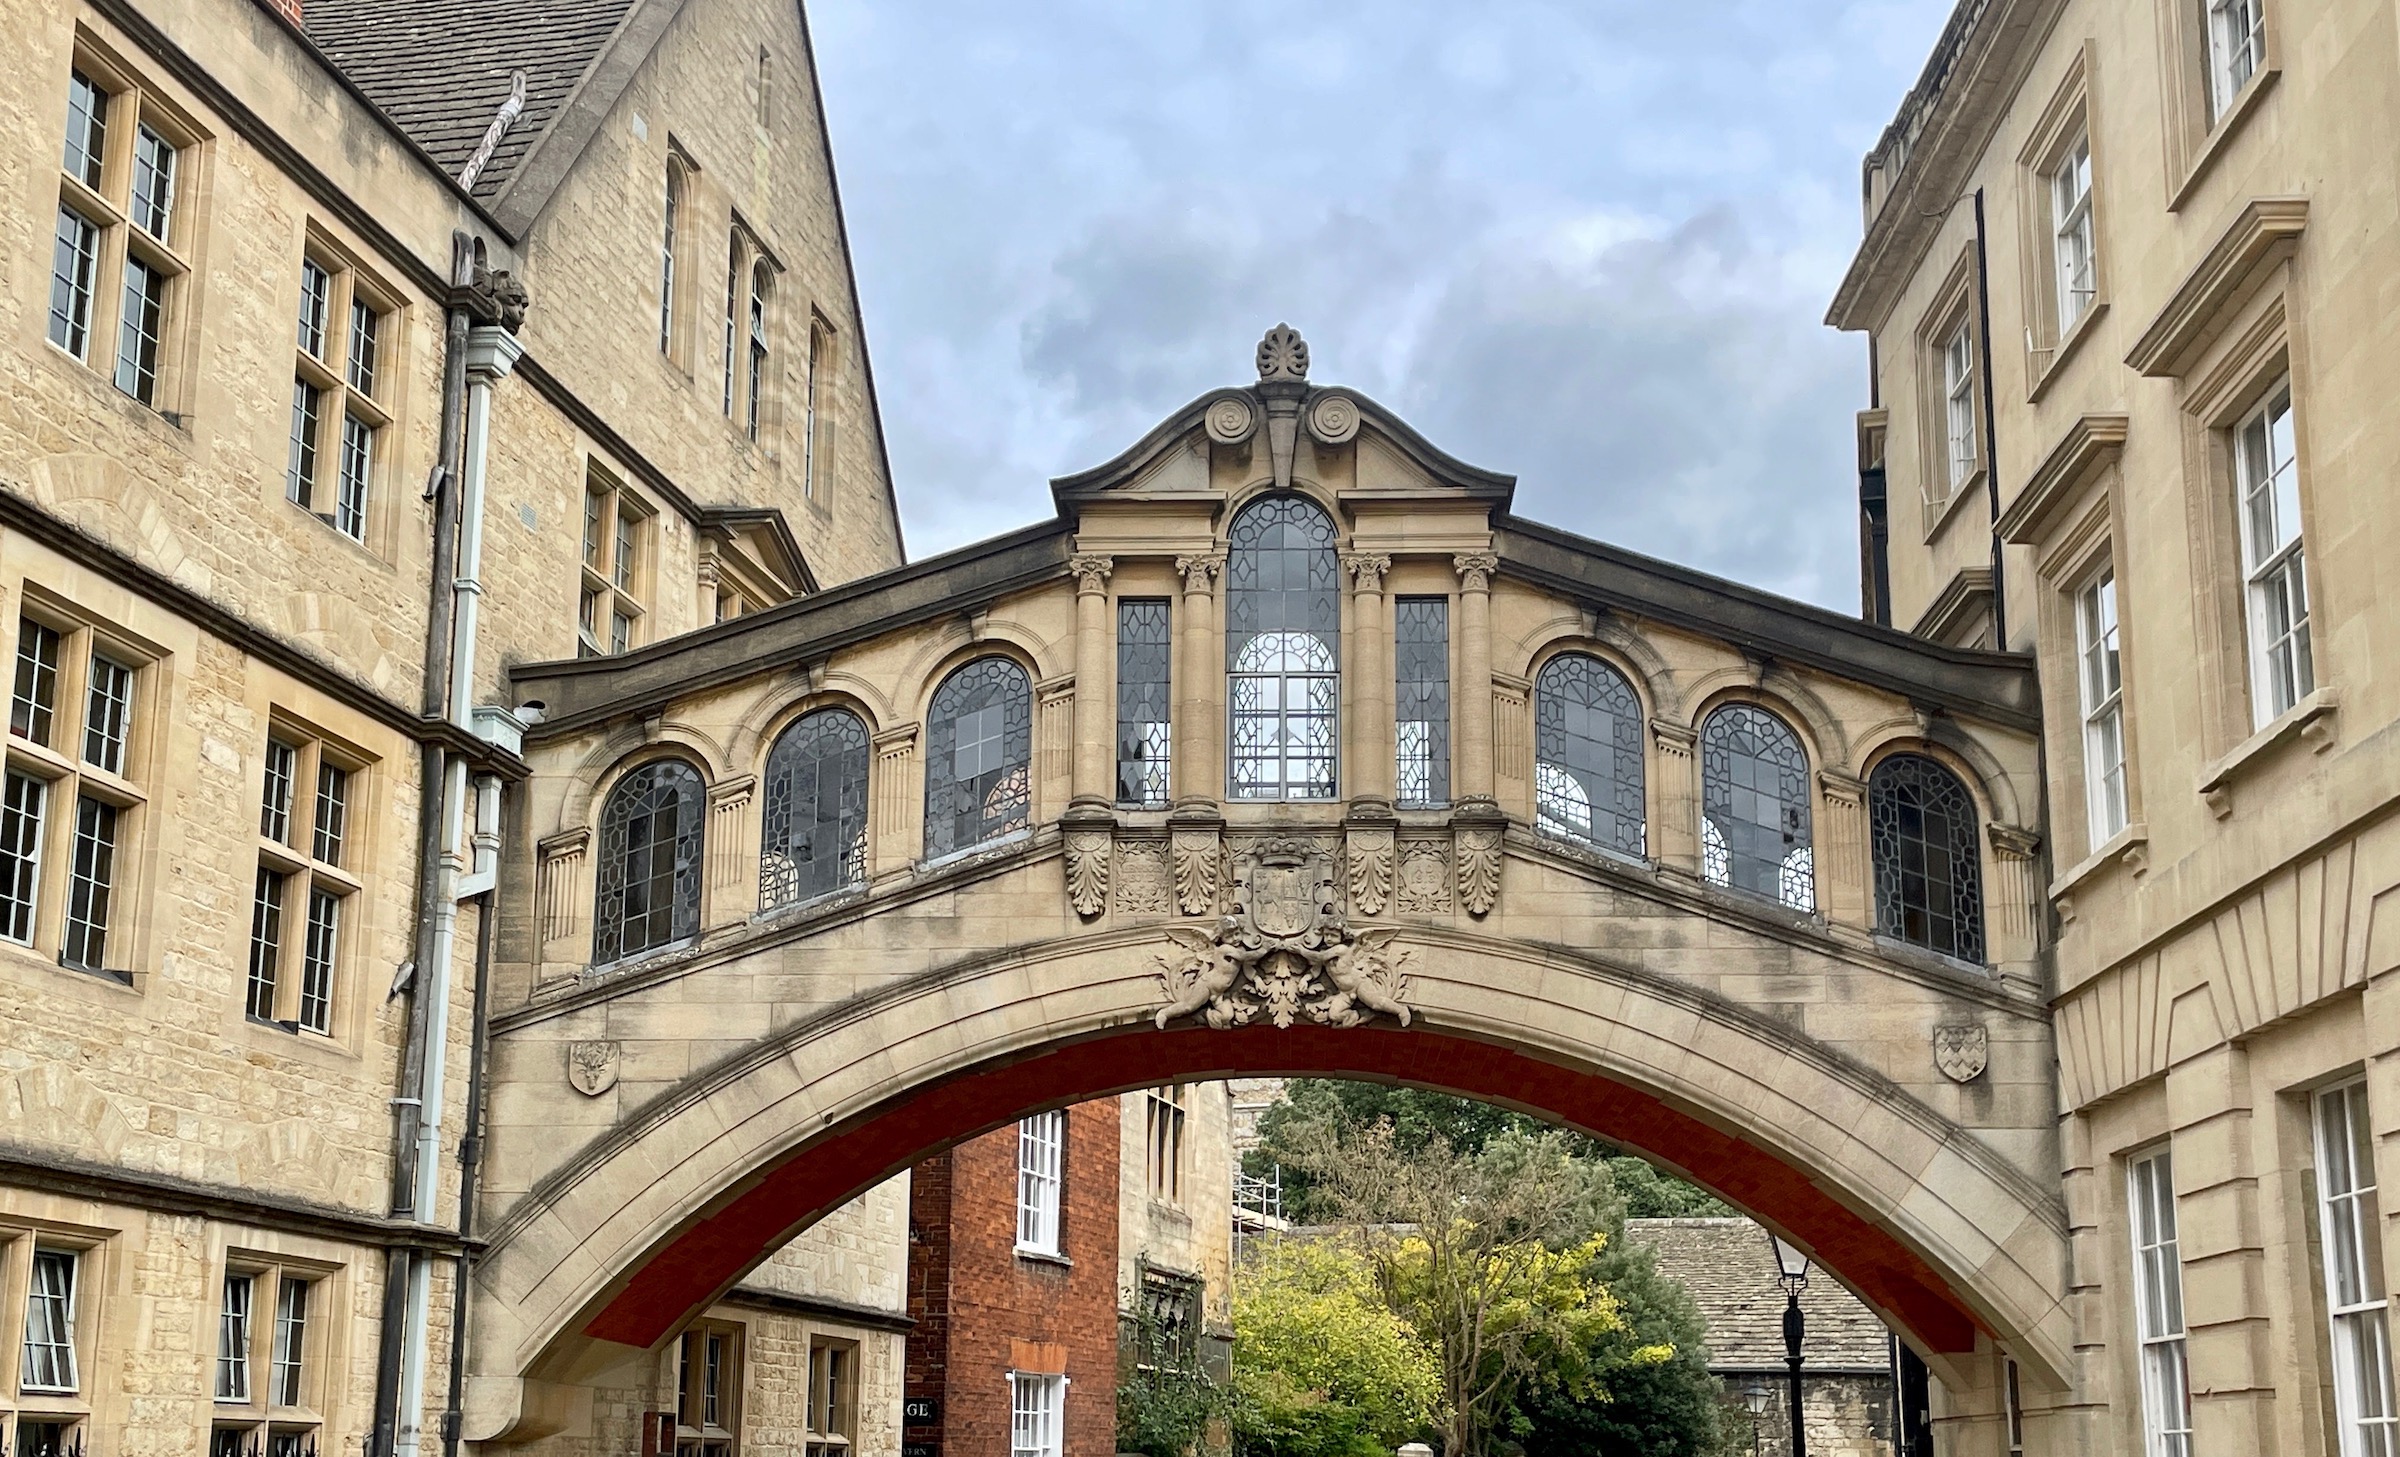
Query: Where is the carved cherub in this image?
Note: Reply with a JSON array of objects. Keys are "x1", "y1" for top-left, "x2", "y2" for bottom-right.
[
  {"x1": 1303, "y1": 927, "x2": 1412, "y2": 1027},
  {"x1": 1153, "y1": 917, "x2": 1252, "y2": 1028}
]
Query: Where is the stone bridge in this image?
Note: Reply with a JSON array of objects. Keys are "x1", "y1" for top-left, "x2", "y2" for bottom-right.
[{"x1": 467, "y1": 329, "x2": 2068, "y2": 1444}]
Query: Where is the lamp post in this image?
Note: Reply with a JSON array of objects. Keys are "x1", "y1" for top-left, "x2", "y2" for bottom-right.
[
  {"x1": 1768, "y1": 1233, "x2": 1812, "y2": 1457},
  {"x1": 1743, "y1": 1380, "x2": 1772, "y2": 1457}
]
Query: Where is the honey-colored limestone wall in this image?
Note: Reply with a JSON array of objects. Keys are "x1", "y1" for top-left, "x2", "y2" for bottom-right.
[
  {"x1": 1833, "y1": 0, "x2": 2400, "y2": 1450},
  {"x1": 1118, "y1": 1083, "x2": 1236, "y2": 1332}
]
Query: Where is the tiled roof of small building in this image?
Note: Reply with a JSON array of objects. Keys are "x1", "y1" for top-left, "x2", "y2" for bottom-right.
[
  {"x1": 306, "y1": 0, "x2": 640, "y2": 201},
  {"x1": 1626, "y1": 1218, "x2": 1893, "y2": 1373}
]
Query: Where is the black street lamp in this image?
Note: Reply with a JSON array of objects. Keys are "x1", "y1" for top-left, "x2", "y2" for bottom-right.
[
  {"x1": 1742, "y1": 1380, "x2": 1772, "y2": 1456},
  {"x1": 1767, "y1": 1232, "x2": 1812, "y2": 1457}
]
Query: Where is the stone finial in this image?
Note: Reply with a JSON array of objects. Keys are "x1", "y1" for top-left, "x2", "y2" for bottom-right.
[{"x1": 1256, "y1": 323, "x2": 1309, "y2": 382}]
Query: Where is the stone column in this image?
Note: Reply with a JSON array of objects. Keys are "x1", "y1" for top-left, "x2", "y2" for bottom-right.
[
  {"x1": 535, "y1": 827, "x2": 591, "y2": 975},
  {"x1": 1816, "y1": 769, "x2": 1870, "y2": 930},
  {"x1": 705, "y1": 775, "x2": 757, "y2": 927},
  {"x1": 1343, "y1": 552, "x2": 1393, "y2": 809},
  {"x1": 1175, "y1": 554, "x2": 1224, "y2": 808},
  {"x1": 1987, "y1": 822, "x2": 2043, "y2": 975},
  {"x1": 870, "y1": 724, "x2": 920, "y2": 875},
  {"x1": 1067, "y1": 555, "x2": 1114, "y2": 808},
  {"x1": 1650, "y1": 719, "x2": 1699, "y2": 875},
  {"x1": 1452, "y1": 552, "x2": 1499, "y2": 805}
]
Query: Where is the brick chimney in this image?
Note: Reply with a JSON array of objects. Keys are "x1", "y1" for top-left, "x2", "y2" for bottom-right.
[{"x1": 267, "y1": 0, "x2": 303, "y2": 27}]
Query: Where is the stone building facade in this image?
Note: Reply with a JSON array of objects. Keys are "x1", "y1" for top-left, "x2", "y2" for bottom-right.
[
  {"x1": 1118, "y1": 1084, "x2": 1236, "y2": 1377},
  {"x1": 0, "y1": 0, "x2": 906, "y2": 1452},
  {"x1": 1831, "y1": 0, "x2": 2400, "y2": 1451}
]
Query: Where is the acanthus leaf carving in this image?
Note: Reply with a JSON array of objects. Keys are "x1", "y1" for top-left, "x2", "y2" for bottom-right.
[
  {"x1": 1347, "y1": 827, "x2": 1394, "y2": 918},
  {"x1": 1171, "y1": 826, "x2": 1222, "y2": 916},
  {"x1": 1153, "y1": 843, "x2": 1410, "y2": 1030},
  {"x1": 1457, "y1": 825, "x2": 1503, "y2": 917},
  {"x1": 1064, "y1": 827, "x2": 1111, "y2": 919}
]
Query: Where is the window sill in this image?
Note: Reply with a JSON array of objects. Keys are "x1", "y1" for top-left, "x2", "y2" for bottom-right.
[
  {"x1": 282, "y1": 496, "x2": 394, "y2": 571},
  {"x1": 1014, "y1": 1246, "x2": 1072, "y2": 1269},
  {"x1": 2026, "y1": 300, "x2": 2108, "y2": 405},
  {"x1": 0, "y1": 937, "x2": 140, "y2": 995},
  {"x1": 919, "y1": 827, "x2": 1033, "y2": 872},
  {"x1": 2197, "y1": 687, "x2": 2337, "y2": 819},
  {"x1": 1921, "y1": 469, "x2": 1988, "y2": 543},
  {"x1": 2049, "y1": 821, "x2": 2149, "y2": 922},
  {"x1": 2170, "y1": 68, "x2": 2280, "y2": 214},
  {"x1": 1869, "y1": 933, "x2": 1995, "y2": 982}
]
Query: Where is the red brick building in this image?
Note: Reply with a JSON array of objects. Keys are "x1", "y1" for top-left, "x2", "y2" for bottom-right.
[{"x1": 904, "y1": 1100, "x2": 1121, "y2": 1457}]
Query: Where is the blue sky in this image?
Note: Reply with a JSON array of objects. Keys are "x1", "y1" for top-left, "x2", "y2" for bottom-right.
[{"x1": 809, "y1": 1, "x2": 1955, "y2": 607}]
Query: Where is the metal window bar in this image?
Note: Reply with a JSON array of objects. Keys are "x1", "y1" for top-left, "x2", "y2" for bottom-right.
[
  {"x1": 759, "y1": 708, "x2": 870, "y2": 909},
  {"x1": 1394, "y1": 597, "x2": 1450, "y2": 806},
  {"x1": 592, "y1": 760, "x2": 705, "y2": 964},
  {"x1": 295, "y1": 260, "x2": 329, "y2": 359},
  {"x1": 660, "y1": 168, "x2": 679, "y2": 353},
  {"x1": 1225, "y1": 496, "x2": 1341, "y2": 801},
  {"x1": 923, "y1": 658, "x2": 1032, "y2": 857},
  {"x1": 13, "y1": 618, "x2": 61, "y2": 744},
  {"x1": 1116, "y1": 598, "x2": 1173, "y2": 807},
  {"x1": 312, "y1": 762, "x2": 347, "y2": 866},
  {"x1": 1868, "y1": 753, "x2": 1985, "y2": 963},
  {"x1": 48, "y1": 206, "x2": 99, "y2": 358},
  {"x1": 748, "y1": 262, "x2": 770, "y2": 440},
  {"x1": 62, "y1": 795, "x2": 116, "y2": 972},
  {"x1": 1700, "y1": 703, "x2": 1813, "y2": 910},
  {"x1": 286, "y1": 380, "x2": 322, "y2": 508},
  {"x1": 1533, "y1": 653, "x2": 1646, "y2": 856},
  {"x1": 271, "y1": 1276, "x2": 309, "y2": 1406},
  {"x1": 346, "y1": 300, "x2": 378, "y2": 395},
  {"x1": 336, "y1": 413, "x2": 372, "y2": 540},
  {"x1": 721, "y1": 238, "x2": 742, "y2": 416}
]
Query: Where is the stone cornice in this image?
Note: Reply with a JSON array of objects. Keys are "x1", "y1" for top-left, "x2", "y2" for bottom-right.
[
  {"x1": 1997, "y1": 414, "x2": 2129, "y2": 545},
  {"x1": 1910, "y1": 567, "x2": 1995, "y2": 646},
  {"x1": 2125, "y1": 197, "x2": 2309, "y2": 376}
]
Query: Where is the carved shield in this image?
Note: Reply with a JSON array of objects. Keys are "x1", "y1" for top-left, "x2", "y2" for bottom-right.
[
  {"x1": 1933, "y1": 1024, "x2": 1988, "y2": 1084},
  {"x1": 1247, "y1": 860, "x2": 1320, "y2": 940},
  {"x1": 568, "y1": 1040, "x2": 621, "y2": 1097}
]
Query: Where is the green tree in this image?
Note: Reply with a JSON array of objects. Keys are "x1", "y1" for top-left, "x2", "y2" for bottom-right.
[
  {"x1": 1504, "y1": 1237, "x2": 1738, "y2": 1457},
  {"x1": 1230, "y1": 1236, "x2": 1441, "y2": 1457},
  {"x1": 1119, "y1": 1290, "x2": 1236, "y2": 1457}
]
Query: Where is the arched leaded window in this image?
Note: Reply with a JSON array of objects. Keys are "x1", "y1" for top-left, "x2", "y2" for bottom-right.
[
  {"x1": 593, "y1": 759, "x2": 704, "y2": 965},
  {"x1": 1869, "y1": 753, "x2": 1985, "y2": 963},
  {"x1": 924, "y1": 658, "x2": 1032, "y2": 858},
  {"x1": 1534, "y1": 654, "x2": 1645, "y2": 856},
  {"x1": 760, "y1": 708, "x2": 869, "y2": 909},
  {"x1": 1225, "y1": 496, "x2": 1340, "y2": 800},
  {"x1": 1701, "y1": 704, "x2": 1814, "y2": 910}
]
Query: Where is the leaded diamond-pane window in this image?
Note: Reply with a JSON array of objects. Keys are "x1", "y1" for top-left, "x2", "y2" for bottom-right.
[
  {"x1": 1394, "y1": 598, "x2": 1450, "y2": 807},
  {"x1": 1534, "y1": 653, "x2": 1645, "y2": 856},
  {"x1": 593, "y1": 760, "x2": 705, "y2": 965},
  {"x1": 1701, "y1": 704, "x2": 1814, "y2": 910},
  {"x1": 1869, "y1": 753, "x2": 1984, "y2": 964},
  {"x1": 1116, "y1": 599, "x2": 1172, "y2": 807},
  {"x1": 1226, "y1": 496, "x2": 1340, "y2": 801},
  {"x1": 924, "y1": 658, "x2": 1031, "y2": 858},
  {"x1": 760, "y1": 708, "x2": 869, "y2": 909}
]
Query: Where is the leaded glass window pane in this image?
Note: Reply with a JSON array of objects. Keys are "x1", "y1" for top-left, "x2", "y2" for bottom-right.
[
  {"x1": 62, "y1": 70, "x2": 107, "y2": 189},
  {"x1": 1225, "y1": 496, "x2": 1340, "y2": 800},
  {"x1": 924, "y1": 658, "x2": 1031, "y2": 858},
  {"x1": 593, "y1": 760, "x2": 705, "y2": 964},
  {"x1": 760, "y1": 708, "x2": 869, "y2": 909},
  {"x1": 62, "y1": 795, "x2": 116, "y2": 972},
  {"x1": 1116, "y1": 599, "x2": 1172, "y2": 807},
  {"x1": 1869, "y1": 753, "x2": 1985, "y2": 964},
  {"x1": 1394, "y1": 598, "x2": 1450, "y2": 807},
  {"x1": 47, "y1": 205, "x2": 99, "y2": 359},
  {"x1": 1701, "y1": 704, "x2": 1813, "y2": 910},
  {"x1": 1534, "y1": 654, "x2": 1645, "y2": 856}
]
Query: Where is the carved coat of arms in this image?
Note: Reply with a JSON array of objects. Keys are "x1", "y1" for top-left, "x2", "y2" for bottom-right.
[
  {"x1": 1153, "y1": 847, "x2": 1411, "y2": 1029},
  {"x1": 1933, "y1": 1024, "x2": 1988, "y2": 1084},
  {"x1": 568, "y1": 1040, "x2": 621, "y2": 1097}
]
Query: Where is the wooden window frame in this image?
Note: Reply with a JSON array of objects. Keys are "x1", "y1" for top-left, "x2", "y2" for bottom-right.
[
  {"x1": 1145, "y1": 1085, "x2": 1189, "y2": 1206},
  {"x1": 1, "y1": 1225, "x2": 112, "y2": 1443},
  {"x1": 249, "y1": 715, "x2": 369, "y2": 1040},
  {"x1": 209, "y1": 1254, "x2": 334, "y2": 1457},
  {"x1": 804, "y1": 1335, "x2": 857, "y2": 1457},
  {"x1": 284, "y1": 229, "x2": 400, "y2": 552},
  {"x1": 580, "y1": 463, "x2": 657, "y2": 657},
  {"x1": 674, "y1": 1322, "x2": 742, "y2": 1457}
]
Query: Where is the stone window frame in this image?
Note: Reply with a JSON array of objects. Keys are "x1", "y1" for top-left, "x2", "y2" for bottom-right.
[
  {"x1": 2310, "y1": 1077, "x2": 2397, "y2": 1457},
  {"x1": 804, "y1": 1333, "x2": 859, "y2": 1457},
  {"x1": 248, "y1": 713, "x2": 371, "y2": 1042},
  {"x1": 802, "y1": 311, "x2": 838, "y2": 510},
  {"x1": 2124, "y1": 1143, "x2": 2195, "y2": 1457},
  {"x1": 1145, "y1": 1084, "x2": 1189, "y2": 1206},
  {"x1": 1, "y1": 594, "x2": 162, "y2": 989},
  {"x1": 580, "y1": 459, "x2": 658, "y2": 657},
  {"x1": 2016, "y1": 44, "x2": 2107, "y2": 399},
  {"x1": 0, "y1": 1221, "x2": 114, "y2": 1444},
  {"x1": 660, "y1": 149, "x2": 697, "y2": 368},
  {"x1": 1913, "y1": 247, "x2": 1986, "y2": 536},
  {"x1": 1864, "y1": 748, "x2": 1988, "y2": 968},
  {"x1": 283, "y1": 225, "x2": 404, "y2": 554},
  {"x1": 2155, "y1": 0, "x2": 2281, "y2": 209},
  {"x1": 1114, "y1": 597, "x2": 1174, "y2": 809},
  {"x1": 1697, "y1": 700, "x2": 1816, "y2": 912},
  {"x1": 674, "y1": 1320, "x2": 743, "y2": 1456},
  {"x1": 757, "y1": 705, "x2": 870, "y2": 912},
  {"x1": 46, "y1": 29, "x2": 209, "y2": 422},
  {"x1": 1529, "y1": 648, "x2": 1649, "y2": 862},
  {"x1": 716, "y1": 219, "x2": 783, "y2": 448},
  {"x1": 208, "y1": 1252, "x2": 336, "y2": 1456}
]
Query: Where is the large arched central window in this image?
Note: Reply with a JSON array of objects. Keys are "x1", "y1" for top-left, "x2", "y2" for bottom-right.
[
  {"x1": 1225, "y1": 496, "x2": 1340, "y2": 800},
  {"x1": 760, "y1": 708, "x2": 869, "y2": 909},
  {"x1": 1869, "y1": 753, "x2": 1984, "y2": 963},
  {"x1": 1534, "y1": 654, "x2": 1645, "y2": 856},
  {"x1": 1701, "y1": 704, "x2": 1814, "y2": 910},
  {"x1": 593, "y1": 759, "x2": 704, "y2": 965},
  {"x1": 924, "y1": 657, "x2": 1032, "y2": 858}
]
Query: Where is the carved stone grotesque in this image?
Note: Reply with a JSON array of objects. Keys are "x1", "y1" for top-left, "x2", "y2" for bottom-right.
[{"x1": 1153, "y1": 845, "x2": 1410, "y2": 1029}]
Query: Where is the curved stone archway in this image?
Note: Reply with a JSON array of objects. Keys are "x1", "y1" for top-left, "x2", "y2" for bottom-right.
[{"x1": 467, "y1": 926, "x2": 2068, "y2": 1438}]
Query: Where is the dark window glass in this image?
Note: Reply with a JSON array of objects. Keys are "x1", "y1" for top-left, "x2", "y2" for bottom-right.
[
  {"x1": 286, "y1": 380, "x2": 322, "y2": 508},
  {"x1": 131, "y1": 123, "x2": 177, "y2": 239},
  {"x1": 760, "y1": 708, "x2": 869, "y2": 909},
  {"x1": 1116, "y1": 599, "x2": 1172, "y2": 807},
  {"x1": 1701, "y1": 704, "x2": 1815, "y2": 910},
  {"x1": 312, "y1": 762, "x2": 348, "y2": 866},
  {"x1": 1394, "y1": 598, "x2": 1450, "y2": 806},
  {"x1": 923, "y1": 658, "x2": 1031, "y2": 858},
  {"x1": 12, "y1": 619, "x2": 62, "y2": 746},
  {"x1": 1534, "y1": 653, "x2": 1646, "y2": 856},
  {"x1": 115, "y1": 257, "x2": 166, "y2": 404},
  {"x1": 83, "y1": 653, "x2": 133, "y2": 774},
  {"x1": 346, "y1": 300, "x2": 379, "y2": 395},
  {"x1": 337, "y1": 413, "x2": 373, "y2": 540},
  {"x1": 247, "y1": 867, "x2": 285, "y2": 1019},
  {"x1": 0, "y1": 772, "x2": 47, "y2": 944},
  {"x1": 48, "y1": 206, "x2": 99, "y2": 358},
  {"x1": 296, "y1": 259, "x2": 329, "y2": 358},
  {"x1": 1869, "y1": 753, "x2": 1985, "y2": 963},
  {"x1": 1225, "y1": 496, "x2": 1340, "y2": 800},
  {"x1": 62, "y1": 70, "x2": 107, "y2": 188},
  {"x1": 593, "y1": 760, "x2": 705, "y2": 964},
  {"x1": 260, "y1": 739, "x2": 297, "y2": 843},
  {"x1": 748, "y1": 262, "x2": 771, "y2": 439},
  {"x1": 299, "y1": 887, "x2": 338, "y2": 1033},
  {"x1": 61, "y1": 796, "x2": 116, "y2": 971}
]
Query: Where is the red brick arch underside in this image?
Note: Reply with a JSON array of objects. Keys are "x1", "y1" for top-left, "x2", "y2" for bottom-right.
[{"x1": 579, "y1": 1023, "x2": 1983, "y2": 1359}]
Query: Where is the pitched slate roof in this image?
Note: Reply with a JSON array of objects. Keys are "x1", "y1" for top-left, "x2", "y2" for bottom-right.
[
  {"x1": 1626, "y1": 1218, "x2": 1894, "y2": 1373},
  {"x1": 305, "y1": 0, "x2": 641, "y2": 202}
]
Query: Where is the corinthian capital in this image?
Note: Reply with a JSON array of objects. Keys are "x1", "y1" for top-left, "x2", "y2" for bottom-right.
[
  {"x1": 1176, "y1": 554, "x2": 1225, "y2": 590},
  {"x1": 1068, "y1": 554, "x2": 1114, "y2": 595},
  {"x1": 1341, "y1": 552, "x2": 1392, "y2": 593},
  {"x1": 1452, "y1": 552, "x2": 1500, "y2": 592}
]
